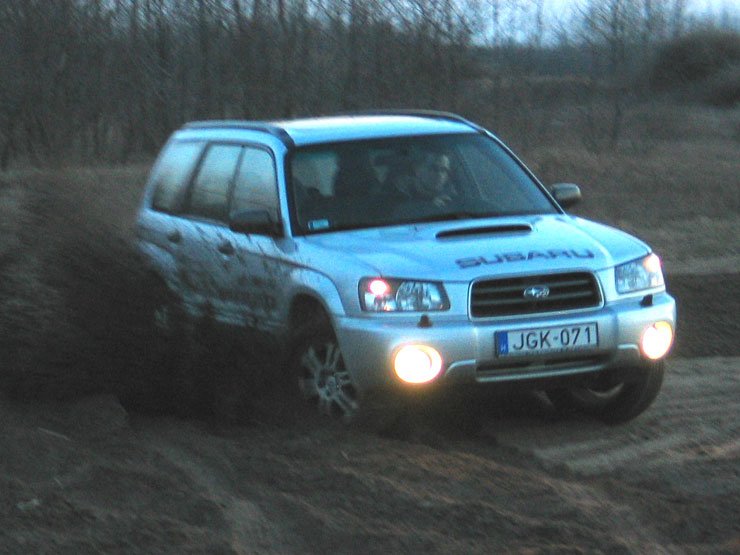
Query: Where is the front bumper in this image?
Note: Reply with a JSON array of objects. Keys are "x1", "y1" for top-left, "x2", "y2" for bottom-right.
[{"x1": 334, "y1": 292, "x2": 676, "y2": 392}]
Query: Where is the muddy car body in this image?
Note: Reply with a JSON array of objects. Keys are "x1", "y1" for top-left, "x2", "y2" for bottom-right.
[{"x1": 136, "y1": 111, "x2": 676, "y2": 424}]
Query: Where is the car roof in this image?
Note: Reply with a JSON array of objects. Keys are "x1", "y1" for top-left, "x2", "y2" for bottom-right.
[
  {"x1": 276, "y1": 114, "x2": 478, "y2": 146},
  {"x1": 182, "y1": 112, "x2": 481, "y2": 148}
]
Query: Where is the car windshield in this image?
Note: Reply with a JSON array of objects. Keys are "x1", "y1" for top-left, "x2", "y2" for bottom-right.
[{"x1": 289, "y1": 133, "x2": 557, "y2": 235}]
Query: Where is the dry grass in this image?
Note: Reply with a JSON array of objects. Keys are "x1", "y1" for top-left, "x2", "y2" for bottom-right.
[
  {"x1": 527, "y1": 105, "x2": 740, "y2": 265},
  {"x1": 650, "y1": 29, "x2": 740, "y2": 107}
]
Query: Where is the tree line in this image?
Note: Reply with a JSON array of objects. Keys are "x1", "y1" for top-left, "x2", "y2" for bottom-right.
[{"x1": 0, "y1": 0, "x2": 735, "y2": 168}]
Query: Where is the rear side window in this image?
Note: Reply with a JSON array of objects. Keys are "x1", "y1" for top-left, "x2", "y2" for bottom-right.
[
  {"x1": 150, "y1": 140, "x2": 204, "y2": 213},
  {"x1": 186, "y1": 144, "x2": 243, "y2": 222},
  {"x1": 231, "y1": 147, "x2": 279, "y2": 221}
]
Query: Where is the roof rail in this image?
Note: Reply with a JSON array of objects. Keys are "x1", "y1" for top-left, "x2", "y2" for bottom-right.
[
  {"x1": 182, "y1": 120, "x2": 294, "y2": 147},
  {"x1": 335, "y1": 109, "x2": 486, "y2": 133}
]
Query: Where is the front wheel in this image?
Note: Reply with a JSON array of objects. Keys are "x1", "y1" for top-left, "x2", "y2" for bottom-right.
[
  {"x1": 546, "y1": 361, "x2": 665, "y2": 424},
  {"x1": 291, "y1": 317, "x2": 360, "y2": 423},
  {"x1": 289, "y1": 314, "x2": 404, "y2": 431}
]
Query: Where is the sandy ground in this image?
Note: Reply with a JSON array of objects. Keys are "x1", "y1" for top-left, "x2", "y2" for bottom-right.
[
  {"x1": 0, "y1": 135, "x2": 738, "y2": 553},
  {"x1": 1, "y1": 355, "x2": 738, "y2": 553}
]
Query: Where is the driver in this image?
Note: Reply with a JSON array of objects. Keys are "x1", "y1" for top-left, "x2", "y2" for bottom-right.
[{"x1": 412, "y1": 152, "x2": 456, "y2": 206}]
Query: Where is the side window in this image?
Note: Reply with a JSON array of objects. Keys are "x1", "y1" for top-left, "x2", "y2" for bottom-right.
[
  {"x1": 186, "y1": 144, "x2": 243, "y2": 222},
  {"x1": 150, "y1": 140, "x2": 204, "y2": 213},
  {"x1": 291, "y1": 150, "x2": 338, "y2": 196},
  {"x1": 231, "y1": 147, "x2": 279, "y2": 221}
]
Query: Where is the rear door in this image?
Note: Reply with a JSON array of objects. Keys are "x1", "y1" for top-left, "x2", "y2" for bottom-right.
[
  {"x1": 137, "y1": 139, "x2": 205, "y2": 300},
  {"x1": 177, "y1": 142, "x2": 244, "y2": 322}
]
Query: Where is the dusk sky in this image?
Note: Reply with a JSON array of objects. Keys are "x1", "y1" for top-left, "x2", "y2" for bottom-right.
[
  {"x1": 487, "y1": 0, "x2": 740, "y2": 43},
  {"x1": 541, "y1": 0, "x2": 740, "y2": 18}
]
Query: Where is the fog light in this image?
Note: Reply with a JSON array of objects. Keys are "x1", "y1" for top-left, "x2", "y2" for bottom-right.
[
  {"x1": 641, "y1": 321, "x2": 673, "y2": 360},
  {"x1": 393, "y1": 345, "x2": 443, "y2": 384}
]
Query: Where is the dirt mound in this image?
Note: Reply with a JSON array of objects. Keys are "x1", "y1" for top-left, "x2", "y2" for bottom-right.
[{"x1": 0, "y1": 171, "x2": 273, "y2": 421}]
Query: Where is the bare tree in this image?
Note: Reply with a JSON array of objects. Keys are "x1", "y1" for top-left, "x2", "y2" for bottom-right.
[
  {"x1": 0, "y1": 0, "x2": 709, "y2": 168},
  {"x1": 579, "y1": 0, "x2": 643, "y2": 148}
]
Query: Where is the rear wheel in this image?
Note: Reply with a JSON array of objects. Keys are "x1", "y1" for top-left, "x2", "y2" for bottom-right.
[
  {"x1": 546, "y1": 361, "x2": 665, "y2": 424},
  {"x1": 119, "y1": 275, "x2": 189, "y2": 411}
]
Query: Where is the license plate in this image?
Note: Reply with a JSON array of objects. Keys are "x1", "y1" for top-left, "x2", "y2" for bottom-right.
[{"x1": 495, "y1": 323, "x2": 599, "y2": 357}]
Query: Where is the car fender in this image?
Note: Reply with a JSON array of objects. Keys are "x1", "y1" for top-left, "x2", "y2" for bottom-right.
[{"x1": 285, "y1": 266, "x2": 348, "y2": 323}]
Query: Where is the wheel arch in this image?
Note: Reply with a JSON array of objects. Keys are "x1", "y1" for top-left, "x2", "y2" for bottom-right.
[
  {"x1": 283, "y1": 266, "x2": 348, "y2": 335},
  {"x1": 288, "y1": 294, "x2": 332, "y2": 337},
  {"x1": 137, "y1": 240, "x2": 180, "y2": 293}
]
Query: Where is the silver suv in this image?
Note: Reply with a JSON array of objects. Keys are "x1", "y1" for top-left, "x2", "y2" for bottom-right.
[{"x1": 136, "y1": 111, "x2": 676, "y2": 424}]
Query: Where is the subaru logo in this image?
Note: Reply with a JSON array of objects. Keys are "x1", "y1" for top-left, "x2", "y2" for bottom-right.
[{"x1": 523, "y1": 285, "x2": 550, "y2": 299}]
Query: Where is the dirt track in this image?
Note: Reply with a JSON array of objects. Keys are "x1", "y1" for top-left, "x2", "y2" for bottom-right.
[
  {"x1": 494, "y1": 357, "x2": 740, "y2": 476},
  {"x1": 1, "y1": 143, "x2": 738, "y2": 552}
]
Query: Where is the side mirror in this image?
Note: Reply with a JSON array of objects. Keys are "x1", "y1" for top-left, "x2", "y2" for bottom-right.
[
  {"x1": 549, "y1": 183, "x2": 582, "y2": 208},
  {"x1": 229, "y1": 209, "x2": 282, "y2": 237}
]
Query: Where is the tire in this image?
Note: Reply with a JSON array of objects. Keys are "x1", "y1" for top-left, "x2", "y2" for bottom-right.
[
  {"x1": 546, "y1": 361, "x2": 665, "y2": 424},
  {"x1": 290, "y1": 314, "x2": 361, "y2": 424},
  {"x1": 289, "y1": 312, "x2": 403, "y2": 431}
]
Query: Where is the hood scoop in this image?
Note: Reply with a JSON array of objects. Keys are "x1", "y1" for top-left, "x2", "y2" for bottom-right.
[{"x1": 436, "y1": 223, "x2": 533, "y2": 240}]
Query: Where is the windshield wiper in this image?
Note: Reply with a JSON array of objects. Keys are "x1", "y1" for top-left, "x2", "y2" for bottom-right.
[
  {"x1": 303, "y1": 213, "x2": 500, "y2": 234},
  {"x1": 305, "y1": 222, "x2": 380, "y2": 234},
  {"x1": 403, "y1": 212, "x2": 497, "y2": 224}
]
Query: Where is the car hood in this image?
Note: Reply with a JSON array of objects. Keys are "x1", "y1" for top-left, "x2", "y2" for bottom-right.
[{"x1": 298, "y1": 215, "x2": 650, "y2": 281}]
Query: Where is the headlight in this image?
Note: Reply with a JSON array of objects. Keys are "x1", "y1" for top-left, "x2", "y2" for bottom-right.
[
  {"x1": 615, "y1": 254, "x2": 664, "y2": 294},
  {"x1": 360, "y1": 278, "x2": 449, "y2": 312}
]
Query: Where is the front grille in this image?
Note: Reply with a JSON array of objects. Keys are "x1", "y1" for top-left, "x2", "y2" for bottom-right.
[{"x1": 470, "y1": 272, "x2": 601, "y2": 318}]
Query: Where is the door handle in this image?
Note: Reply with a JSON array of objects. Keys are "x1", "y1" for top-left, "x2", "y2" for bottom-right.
[
  {"x1": 166, "y1": 230, "x2": 181, "y2": 243},
  {"x1": 217, "y1": 241, "x2": 235, "y2": 256}
]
